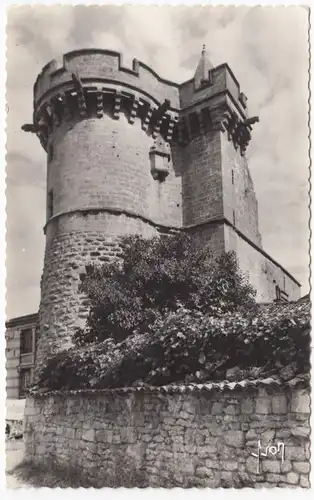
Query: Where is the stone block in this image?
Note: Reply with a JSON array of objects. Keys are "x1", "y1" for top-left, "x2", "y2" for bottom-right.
[
  {"x1": 179, "y1": 411, "x2": 191, "y2": 420},
  {"x1": 281, "y1": 460, "x2": 292, "y2": 473},
  {"x1": 300, "y1": 474, "x2": 310, "y2": 488},
  {"x1": 82, "y1": 429, "x2": 95, "y2": 442},
  {"x1": 285, "y1": 446, "x2": 307, "y2": 461},
  {"x1": 295, "y1": 413, "x2": 310, "y2": 422},
  {"x1": 176, "y1": 418, "x2": 190, "y2": 427},
  {"x1": 286, "y1": 471, "x2": 299, "y2": 485},
  {"x1": 64, "y1": 428, "x2": 75, "y2": 439},
  {"x1": 293, "y1": 461, "x2": 310, "y2": 474},
  {"x1": 209, "y1": 422, "x2": 223, "y2": 437},
  {"x1": 272, "y1": 394, "x2": 287, "y2": 414},
  {"x1": 184, "y1": 428, "x2": 195, "y2": 445},
  {"x1": 198, "y1": 446, "x2": 216, "y2": 458},
  {"x1": 142, "y1": 434, "x2": 152, "y2": 442},
  {"x1": 211, "y1": 402, "x2": 223, "y2": 415},
  {"x1": 220, "y1": 471, "x2": 234, "y2": 487},
  {"x1": 261, "y1": 459, "x2": 281, "y2": 473},
  {"x1": 290, "y1": 390, "x2": 310, "y2": 414},
  {"x1": 224, "y1": 430, "x2": 244, "y2": 447},
  {"x1": 246, "y1": 440, "x2": 257, "y2": 447},
  {"x1": 241, "y1": 399, "x2": 254, "y2": 414},
  {"x1": 120, "y1": 427, "x2": 136, "y2": 443},
  {"x1": 276, "y1": 429, "x2": 291, "y2": 439},
  {"x1": 291, "y1": 426, "x2": 310, "y2": 438},
  {"x1": 205, "y1": 437, "x2": 220, "y2": 447},
  {"x1": 222, "y1": 461, "x2": 238, "y2": 471},
  {"x1": 195, "y1": 434, "x2": 206, "y2": 446},
  {"x1": 246, "y1": 429, "x2": 257, "y2": 440},
  {"x1": 173, "y1": 443, "x2": 185, "y2": 453},
  {"x1": 163, "y1": 417, "x2": 176, "y2": 426},
  {"x1": 153, "y1": 435, "x2": 163, "y2": 443},
  {"x1": 95, "y1": 429, "x2": 113, "y2": 443},
  {"x1": 255, "y1": 397, "x2": 271, "y2": 415},
  {"x1": 224, "y1": 404, "x2": 238, "y2": 415},
  {"x1": 219, "y1": 447, "x2": 238, "y2": 461},
  {"x1": 223, "y1": 416, "x2": 239, "y2": 425},
  {"x1": 204, "y1": 459, "x2": 220, "y2": 470},
  {"x1": 185, "y1": 445, "x2": 196, "y2": 454},
  {"x1": 196, "y1": 467, "x2": 213, "y2": 478},
  {"x1": 181, "y1": 401, "x2": 194, "y2": 414},
  {"x1": 246, "y1": 456, "x2": 259, "y2": 475},
  {"x1": 173, "y1": 435, "x2": 184, "y2": 444},
  {"x1": 266, "y1": 473, "x2": 283, "y2": 483},
  {"x1": 261, "y1": 429, "x2": 275, "y2": 444}
]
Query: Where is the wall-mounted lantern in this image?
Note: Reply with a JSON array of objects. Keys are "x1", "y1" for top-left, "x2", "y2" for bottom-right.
[{"x1": 149, "y1": 143, "x2": 170, "y2": 182}]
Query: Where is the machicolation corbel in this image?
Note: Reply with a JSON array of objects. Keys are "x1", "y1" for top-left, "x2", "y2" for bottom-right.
[
  {"x1": 220, "y1": 112, "x2": 259, "y2": 156},
  {"x1": 151, "y1": 99, "x2": 171, "y2": 138},
  {"x1": 233, "y1": 116, "x2": 259, "y2": 156}
]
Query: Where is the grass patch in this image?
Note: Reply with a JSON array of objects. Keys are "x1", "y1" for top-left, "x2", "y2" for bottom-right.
[
  {"x1": 9, "y1": 456, "x2": 150, "y2": 488},
  {"x1": 9, "y1": 458, "x2": 96, "y2": 488}
]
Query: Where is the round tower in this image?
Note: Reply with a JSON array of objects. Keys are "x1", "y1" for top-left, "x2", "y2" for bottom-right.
[{"x1": 23, "y1": 49, "x2": 182, "y2": 367}]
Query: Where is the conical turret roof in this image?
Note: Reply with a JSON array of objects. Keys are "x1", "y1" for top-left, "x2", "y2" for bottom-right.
[{"x1": 194, "y1": 45, "x2": 214, "y2": 89}]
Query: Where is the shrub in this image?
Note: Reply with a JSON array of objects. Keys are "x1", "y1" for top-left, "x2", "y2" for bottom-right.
[
  {"x1": 74, "y1": 234, "x2": 257, "y2": 345},
  {"x1": 36, "y1": 295, "x2": 310, "y2": 390}
]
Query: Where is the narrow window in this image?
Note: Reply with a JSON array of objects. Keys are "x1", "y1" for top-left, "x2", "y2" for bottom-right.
[
  {"x1": 20, "y1": 328, "x2": 33, "y2": 354},
  {"x1": 233, "y1": 210, "x2": 236, "y2": 226},
  {"x1": 19, "y1": 368, "x2": 32, "y2": 399},
  {"x1": 47, "y1": 190, "x2": 54, "y2": 219},
  {"x1": 232, "y1": 169, "x2": 234, "y2": 185},
  {"x1": 189, "y1": 112, "x2": 200, "y2": 137},
  {"x1": 201, "y1": 107, "x2": 212, "y2": 131}
]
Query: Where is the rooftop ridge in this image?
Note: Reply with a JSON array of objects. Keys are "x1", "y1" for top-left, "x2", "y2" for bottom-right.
[{"x1": 27, "y1": 374, "x2": 309, "y2": 398}]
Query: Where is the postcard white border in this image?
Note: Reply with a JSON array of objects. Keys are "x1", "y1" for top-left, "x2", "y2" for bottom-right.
[{"x1": 0, "y1": 1, "x2": 312, "y2": 499}]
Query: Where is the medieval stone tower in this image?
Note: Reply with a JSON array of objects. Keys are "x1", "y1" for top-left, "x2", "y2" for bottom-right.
[{"x1": 23, "y1": 47, "x2": 300, "y2": 367}]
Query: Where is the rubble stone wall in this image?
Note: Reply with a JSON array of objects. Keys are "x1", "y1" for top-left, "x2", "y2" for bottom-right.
[{"x1": 24, "y1": 384, "x2": 310, "y2": 488}]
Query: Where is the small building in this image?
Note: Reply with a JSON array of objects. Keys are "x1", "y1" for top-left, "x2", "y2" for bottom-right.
[{"x1": 5, "y1": 313, "x2": 38, "y2": 399}]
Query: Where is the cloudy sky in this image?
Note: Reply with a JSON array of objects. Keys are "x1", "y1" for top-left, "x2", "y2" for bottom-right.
[{"x1": 5, "y1": 5, "x2": 309, "y2": 319}]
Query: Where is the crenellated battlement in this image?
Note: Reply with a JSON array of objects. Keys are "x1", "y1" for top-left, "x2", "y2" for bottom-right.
[
  {"x1": 34, "y1": 49, "x2": 180, "y2": 109},
  {"x1": 27, "y1": 49, "x2": 184, "y2": 151},
  {"x1": 25, "y1": 48, "x2": 259, "y2": 156}
]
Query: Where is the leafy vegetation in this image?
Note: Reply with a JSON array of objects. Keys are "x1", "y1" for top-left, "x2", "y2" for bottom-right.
[{"x1": 35, "y1": 235, "x2": 310, "y2": 391}]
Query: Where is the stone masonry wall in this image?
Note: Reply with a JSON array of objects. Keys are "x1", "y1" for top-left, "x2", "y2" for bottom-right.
[
  {"x1": 36, "y1": 212, "x2": 160, "y2": 370},
  {"x1": 224, "y1": 225, "x2": 300, "y2": 302},
  {"x1": 24, "y1": 382, "x2": 310, "y2": 488},
  {"x1": 181, "y1": 130, "x2": 223, "y2": 227},
  {"x1": 48, "y1": 114, "x2": 182, "y2": 229},
  {"x1": 221, "y1": 133, "x2": 262, "y2": 247}
]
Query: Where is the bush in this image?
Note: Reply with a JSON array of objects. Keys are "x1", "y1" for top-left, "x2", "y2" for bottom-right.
[
  {"x1": 74, "y1": 234, "x2": 257, "y2": 345},
  {"x1": 37, "y1": 296, "x2": 310, "y2": 390}
]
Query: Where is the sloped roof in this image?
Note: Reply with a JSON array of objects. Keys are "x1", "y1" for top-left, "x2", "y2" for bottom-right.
[{"x1": 194, "y1": 45, "x2": 214, "y2": 90}]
